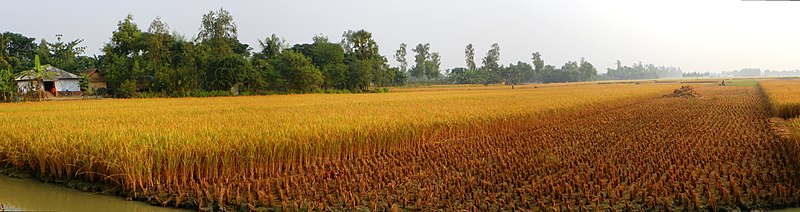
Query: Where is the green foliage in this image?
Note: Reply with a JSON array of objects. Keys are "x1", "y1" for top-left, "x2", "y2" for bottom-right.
[
  {"x1": 43, "y1": 34, "x2": 86, "y2": 73},
  {"x1": 603, "y1": 60, "x2": 681, "y2": 80},
  {"x1": 309, "y1": 42, "x2": 348, "y2": 89},
  {"x1": 346, "y1": 58, "x2": 375, "y2": 91},
  {"x1": 146, "y1": 17, "x2": 173, "y2": 92},
  {"x1": 0, "y1": 65, "x2": 16, "y2": 102},
  {"x1": 465, "y1": 44, "x2": 476, "y2": 71},
  {"x1": 394, "y1": 43, "x2": 407, "y2": 73},
  {"x1": 342, "y1": 29, "x2": 389, "y2": 91},
  {"x1": 79, "y1": 72, "x2": 91, "y2": 95},
  {"x1": 530, "y1": 52, "x2": 544, "y2": 82},
  {"x1": 373, "y1": 87, "x2": 390, "y2": 93},
  {"x1": 198, "y1": 8, "x2": 238, "y2": 55},
  {"x1": 481, "y1": 43, "x2": 501, "y2": 85},
  {"x1": 109, "y1": 15, "x2": 144, "y2": 56},
  {"x1": 257, "y1": 34, "x2": 286, "y2": 60},
  {"x1": 342, "y1": 30, "x2": 381, "y2": 61},
  {"x1": 502, "y1": 61, "x2": 532, "y2": 87},
  {"x1": 0, "y1": 32, "x2": 37, "y2": 73},
  {"x1": 274, "y1": 50, "x2": 323, "y2": 92},
  {"x1": 6, "y1": 14, "x2": 412, "y2": 98},
  {"x1": 205, "y1": 54, "x2": 248, "y2": 91},
  {"x1": 411, "y1": 43, "x2": 430, "y2": 79},
  {"x1": 118, "y1": 79, "x2": 138, "y2": 98},
  {"x1": 427, "y1": 52, "x2": 441, "y2": 79}
]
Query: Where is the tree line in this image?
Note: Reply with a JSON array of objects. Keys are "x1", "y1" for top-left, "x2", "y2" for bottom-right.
[
  {"x1": 599, "y1": 61, "x2": 683, "y2": 80},
  {"x1": 446, "y1": 44, "x2": 598, "y2": 86},
  {"x1": 1, "y1": 8, "x2": 689, "y2": 101}
]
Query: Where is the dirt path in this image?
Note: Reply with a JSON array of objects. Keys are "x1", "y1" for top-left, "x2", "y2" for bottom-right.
[{"x1": 196, "y1": 85, "x2": 800, "y2": 211}]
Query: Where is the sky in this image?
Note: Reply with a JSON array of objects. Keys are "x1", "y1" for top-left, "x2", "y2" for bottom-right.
[{"x1": 1, "y1": 0, "x2": 799, "y2": 73}]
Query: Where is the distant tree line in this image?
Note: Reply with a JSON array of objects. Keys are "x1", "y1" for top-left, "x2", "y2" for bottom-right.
[
  {"x1": 0, "y1": 8, "x2": 712, "y2": 101},
  {"x1": 599, "y1": 61, "x2": 683, "y2": 80},
  {"x1": 763, "y1": 69, "x2": 800, "y2": 77},
  {"x1": 721, "y1": 68, "x2": 761, "y2": 77},
  {"x1": 683, "y1": 72, "x2": 711, "y2": 78},
  {"x1": 446, "y1": 44, "x2": 598, "y2": 86}
]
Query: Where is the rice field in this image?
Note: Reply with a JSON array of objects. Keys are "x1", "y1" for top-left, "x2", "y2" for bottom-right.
[
  {"x1": 0, "y1": 83, "x2": 678, "y2": 209},
  {"x1": 760, "y1": 79, "x2": 800, "y2": 119},
  {"x1": 249, "y1": 85, "x2": 797, "y2": 211},
  {"x1": 2, "y1": 81, "x2": 800, "y2": 210}
]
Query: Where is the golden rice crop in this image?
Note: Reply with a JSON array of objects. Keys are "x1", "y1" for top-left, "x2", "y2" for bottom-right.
[
  {"x1": 0, "y1": 83, "x2": 674, "y2": 209},
  {"x1": 759, "y1": 79, "x2": 800, "y2": 118},
  {"x1": 218, "y1": 85, "x2": 797, "y2": 210}
]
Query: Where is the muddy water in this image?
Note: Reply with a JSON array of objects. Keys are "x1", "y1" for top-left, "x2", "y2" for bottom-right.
[{"x1": 0, "y1": 175, "x2": 186, "y2": 212}]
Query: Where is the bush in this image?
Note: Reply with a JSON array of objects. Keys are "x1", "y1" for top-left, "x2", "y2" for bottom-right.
[
  {"x1": 117, "y1": 80, "x2": 138, "y2": 98},
  {"x1": 373, "y1": 87, "x2": 390, "y2": 93},
  {"x1": 188, "y1": 90, "x2": 234, "y2": 97}
]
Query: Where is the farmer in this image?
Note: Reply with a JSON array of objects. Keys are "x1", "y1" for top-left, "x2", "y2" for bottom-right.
[
  {"x1": 720, "y1": 80, "x2": 726, "y2": 86},
  {"x1": 51, "y1": 86, "x2": 57, "y2": 96}
]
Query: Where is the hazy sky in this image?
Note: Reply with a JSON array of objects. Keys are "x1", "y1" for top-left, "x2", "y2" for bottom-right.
[{"x1": 1, "y1": 0, "x2": 799, "y2": 73}]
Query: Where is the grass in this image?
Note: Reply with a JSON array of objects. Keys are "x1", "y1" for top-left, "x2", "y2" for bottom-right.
[{"x1": 724, "y1": 79, "x2": 758, "y2": 87}]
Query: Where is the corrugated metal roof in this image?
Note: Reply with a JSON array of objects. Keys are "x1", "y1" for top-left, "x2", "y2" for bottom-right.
[{"x1": 15, "y1": 66, "x2": 81, "y2": 81}]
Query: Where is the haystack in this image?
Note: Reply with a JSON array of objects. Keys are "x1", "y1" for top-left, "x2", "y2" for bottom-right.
[{"x1": 663, "y1": 85, "x2": 702, "y2": 98}]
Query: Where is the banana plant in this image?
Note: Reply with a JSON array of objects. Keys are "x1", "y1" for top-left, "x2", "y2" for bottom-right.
[
  {"x1": 18, "y1": 55, "x2": 57, "y2": 101},
  {"x1": 0, "y1": 65, "x2": 15, "y2": 102}
]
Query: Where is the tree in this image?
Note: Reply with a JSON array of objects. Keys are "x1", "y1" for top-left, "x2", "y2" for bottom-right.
[
  {"x1": 465, "y1": 44, "x2": 476, "y2": 71},
  {"x1": 289, "y1": 38, "x2": 348, "y2": 89},
  {"x1": 45, "y1": 34, "x2": 86, "y2": 72},
  {"x1": 559, "y1": 61, "x2": 580, "y2": 82},
  {"x1": 426, "y1": 52, "x2": 441, "y2": 79},
  {"x1": 102, "y1": 14, "x2": 145, "y2": 96},
  {"x1": 0, "y1": 65, "x2": 15, "y2": 102},
  {"x1": 274, "y1": 50, "x2": 323, "y2": 92},
  {"x1": 108, "y1": 14, "x2": 144, "y2": 57},
  {"x1": 205, "y1": 54, "x2": 248, "y2": 91},
  {"x1": 481, "y1": 43, "x2": 501, "y2": 84},
  {"x1": 346, "y1": 58, "x2": 375, "y2": 91},
  {"x1": 0, "y1": 32, "x2": 37, "y2": 73},
  {"x1": 198, "y1": 8, "x2": 237, "y2": 55},
  {"x1": 257, "y1": 34, "x2": 286, "y2": 60},
  {"x1": 312, "y1": 34, "x2": 329, "y2": 44},
  {"x1": 79, "y1": 72, "x2": 91, "y2": 96},
  {"x1": 530, "y1": 52, "x2": 544, "y2": 82},
  {"x1": 578, "y1": 58, "x2": 597, "y2": 81},
  {"x1": 341, "y1": 30, "x2": 380, "y2": 61},
  {"x1": 341, "y1": 29, "x2": 384, "y2": 91},
  {"x1": 394, "y1": 43, "x2": 407, "y2": 73},
  {"x1": 309, "y1": 41, "x2": 347, "y2": 89},
  {"x1": 503, "y1": 61, "x2": 532, "y2": 88},
  {"x1": 145, "y1": 17, "x2": 173, "y2": 92},
  {"x1": 411, "y1": 43, "x2": 430, "y2": 79}
]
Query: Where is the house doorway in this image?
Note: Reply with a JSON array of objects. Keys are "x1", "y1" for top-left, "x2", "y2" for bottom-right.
[{"x1": 43, "y1": 81, "x2": 55, "y2": 94}]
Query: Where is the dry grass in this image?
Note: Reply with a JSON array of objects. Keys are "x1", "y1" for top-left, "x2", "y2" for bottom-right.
[{"x1": 0, "y1": 83, "x2": 675, "y2": 209}]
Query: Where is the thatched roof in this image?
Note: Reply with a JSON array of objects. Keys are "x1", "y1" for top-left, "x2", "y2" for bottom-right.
[
  {"x1": 15, "y1": 66, "x2": 81, "y2": 81},
  {"x1": 85, "y1": 68, "x2": 106, "y2": 83}
]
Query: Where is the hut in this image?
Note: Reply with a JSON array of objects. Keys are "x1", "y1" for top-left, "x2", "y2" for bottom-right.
[
  {"x1": 15, "y1": 66, "x2": 82, "y2": 96},
  {"x1": 85, "y1": 68, "x2": 107, "y2": 95}
]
